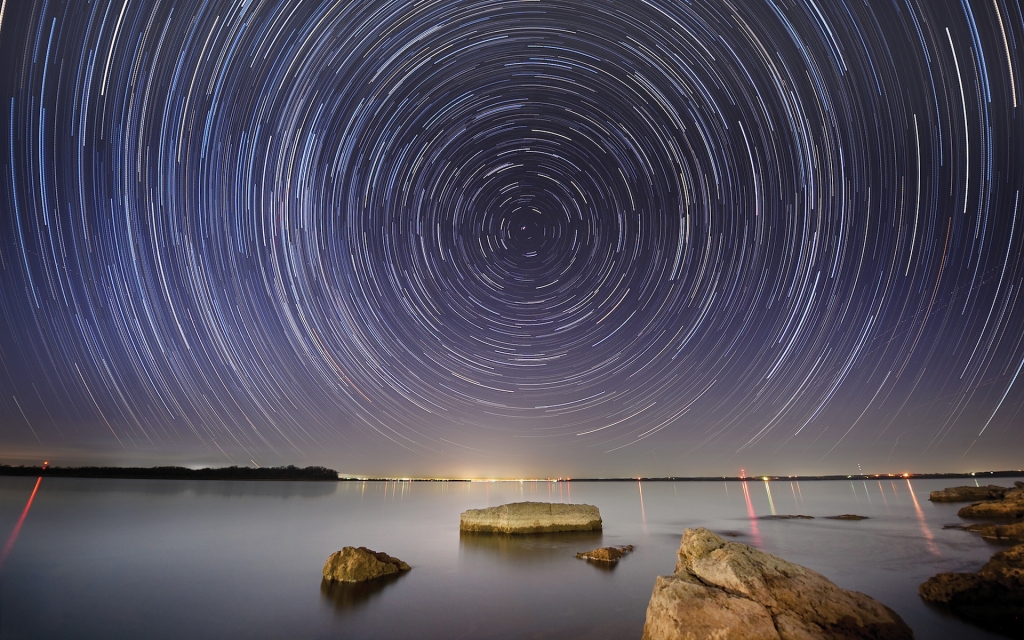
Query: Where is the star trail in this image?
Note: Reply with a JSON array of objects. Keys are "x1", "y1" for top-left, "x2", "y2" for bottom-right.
[{"x1": 0, "y1": 0, "x2": 1022, "y2": 477}]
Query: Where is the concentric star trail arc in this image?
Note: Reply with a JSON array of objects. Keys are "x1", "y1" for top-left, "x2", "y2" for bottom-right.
[{"x1": 0, "y1": 0, "x2": 1022, "y2": 476}]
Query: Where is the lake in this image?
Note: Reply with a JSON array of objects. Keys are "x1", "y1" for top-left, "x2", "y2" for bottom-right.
[{"x1": 0, "y1": 475, "x2": 1017, "y2": 639}]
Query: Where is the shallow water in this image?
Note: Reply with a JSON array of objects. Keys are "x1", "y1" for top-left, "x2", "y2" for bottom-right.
[{"x1": 0, "y1": 475, "x2": 1017, "y2": 639}]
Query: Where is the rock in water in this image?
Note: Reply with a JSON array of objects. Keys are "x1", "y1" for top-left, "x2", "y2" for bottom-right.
[
  {"x1": 576, "y1": 545, "x2": 634, "y2": 562},
  {"x1": 322, "y1": 547, "x2": 411, "y2": 582},
  {"x1": 919, "y1": 543, "x2": 1024, "y2": 637},
  {"x1": 971, "y1": 522, "x2": 1024, "y2": 541},
  {"x1": 958, "y1": 486, "x2": 1024, "y2": 520},
  {"x1": 642, "y1": 528, "x2": 912, "y2": 640},
  {"x1": 929, "y1": 485, "x2": 1010, "y2": 502},
  {"x1": 459, "y1": 501, "x2": 602, "y2": 534},
  {"x1": 826, "y1": 514, "x2": 869, "y2": 520}
]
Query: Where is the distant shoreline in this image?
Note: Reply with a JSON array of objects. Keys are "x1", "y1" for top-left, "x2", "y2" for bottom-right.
[
  {"x1": 1, "y1": 464, "x2": 1020, "y2": 483},
  {"x1": 0, "y1": 464, "x2": 339, "y2": 481}
]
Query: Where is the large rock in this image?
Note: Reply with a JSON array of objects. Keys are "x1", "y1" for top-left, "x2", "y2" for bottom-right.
[
  {"x1": 929, "y1": 485, "x2": 1010, "y2": 502},
  {"x1": 642, "y1": 528, "x2": 912, "y2": 640},
  {"x1": 459, "y1": 501, "x2": 602, "y2": 534},
  {"x1": 919, "y1": 543, "x2": 1024, "y2": 637},
  {"x1": 972, "y1": 522, "x2": 1024, "y2": 541},
  {"x1": 958, "y1": 487, "x2": 1024, "y2": 519},
  {"x1": 322, "y1": 546, "x2": 410, "y2": 582}
]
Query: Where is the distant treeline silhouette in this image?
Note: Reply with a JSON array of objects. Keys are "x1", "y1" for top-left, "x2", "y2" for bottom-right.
[{"x1": 0, "y1": 464, "x2": 339, "y2": 481}]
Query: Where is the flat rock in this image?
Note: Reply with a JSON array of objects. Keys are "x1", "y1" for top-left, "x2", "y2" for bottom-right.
[
  {"x1": 929, "y1": 485, "x2": 1010, "y2": 502},
  {"x1": 760, "y1": 514, "x2": 814, "y2": 520},
  {"x1": 919, "y1": 543, "x2": 1024, "y2": 637},
  {"x1": 459, "y1": 501, "x2": 602, "y2": 534},
  {"x1": 322, "y1": 546, "x2": 410, "y2": 583},
  {"x1": 642, "y1": 528, "x2": 912, "y2": 640},
  {"x1": 958, "y1": 487, "x2": 1024, "y2": 520},
  {"x1": 826, "y1": 514, "x2": 869, "y2": 520},
  {"x1": 971, "y1": 521, "x2": 1024, "y2": 541},
  {"x1": 576, "y1": 545, "x2": 634, "y2": 562}
]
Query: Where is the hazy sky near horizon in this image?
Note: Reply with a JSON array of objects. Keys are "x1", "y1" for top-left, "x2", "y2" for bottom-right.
[{"x1": 1, "y1": 0, "x2": 1022, "y2": 478}]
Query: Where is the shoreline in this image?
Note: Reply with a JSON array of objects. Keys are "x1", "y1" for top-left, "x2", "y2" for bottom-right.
[{"x1": 1, "y1": 464, "x2": 1020, "y2": 483}]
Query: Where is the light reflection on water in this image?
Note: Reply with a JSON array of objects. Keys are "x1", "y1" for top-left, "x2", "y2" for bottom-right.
[{"x1": 0, "y1": 476, "x2": 1017, "y2": 639}]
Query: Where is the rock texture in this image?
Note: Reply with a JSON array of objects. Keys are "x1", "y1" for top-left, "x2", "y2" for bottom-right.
[
  {"x1": 958, "y1": 486, "x2": 1024, "y2": 520},
  {"x1": 919, "y1": 543, "x2": 1024, "y2": 637},
  {"x1": 576, "y1": 545, "x2": 634, "y2": 562},
  {"x1": 642, "y1": 528, "x2": 912, "y2": 640},
  {"x1": 826, "y1": 514, "x2": 869, "y2": 521},
  {"x1": 322, "y1": 546, "x2": 411, "y2": 583},
  {"x1": 929, "y1": 485, "x2": 1010, "y2": 502},
  {"x1": 459, "y1": 501, "x2": 602, "y2": 534},
  {"x1": 760, "y1": 515, "x2": 814, "y2": 520},
  {"x1": 972, "y1": 522, "x2": 1024, "y2": 541}
]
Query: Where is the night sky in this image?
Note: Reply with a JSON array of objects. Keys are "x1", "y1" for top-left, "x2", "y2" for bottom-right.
[{"x1": 0, "y1": 0, "x2": 1022, "y2": 478}]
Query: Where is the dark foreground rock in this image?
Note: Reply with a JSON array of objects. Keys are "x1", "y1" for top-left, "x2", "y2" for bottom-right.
[
  {"x1": 959, "y1": 486, "x2": 1024, "y2": 520},
  {"x1": 919, "y1": 543, "x2": 1024, "y2": 637},
  {"x1": 576, "y1": 545, "x2": 634, "y2": 562},
  {"x1": 459, "y1": 501, "x2": 602, "y2": 533},
  {"x1": 827, "y1": 514, "x2": 869, "y2": 520},
  {"x1": 642, "y1": 528, "x2": 913, "y2": 640},
  {"x1": 322, "y1": 547, "x2": 410, "y2": 582},
  {"x1": 930, "y1": 485, "x2": 1010, "y2": 502}
]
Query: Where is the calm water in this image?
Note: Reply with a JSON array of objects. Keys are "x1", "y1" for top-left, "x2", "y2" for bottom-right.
[{"x1": 0, "y1": 476, "x2": 1018, "y2": 639}]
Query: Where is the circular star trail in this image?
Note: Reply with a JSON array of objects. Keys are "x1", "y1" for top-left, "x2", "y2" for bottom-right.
[{"x1": 0, "y1": 0, "x2": 1022, "y2": 474}]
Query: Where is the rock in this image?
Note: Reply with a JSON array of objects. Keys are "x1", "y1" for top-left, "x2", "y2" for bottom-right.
[
  {"x1": 929, "y1": 485, "x2": 1010, "y2": 502},
  {"x1": 971, "y1": 522, "x2": 1024, "y2": 541},
  {"x1": 826, "y1": 514, "x2": 869, "y2": 520},
  {"x1": 760, "y1": 514, "x2": 814, "y2": 520},
  {"x1": 576, "y1": 545, "x2": 634, "y2": 562},
  {"x1": 958, "y1": 487, "x2": 1024, "y2": 520},
  {"x1": 322, "y1": 546, "x2": 410, "y2": 583},
  {"x1": 1017, "y1": 481, "x2": 1024, "y2": 489},
  {"x1": 919, "y1": 543, "x2": 1024, "y2": 637},
  {"x1": 641, "y1": 528, "x2": 913, "y2": 640},
  {"x1": 459, "y1": 501, "x2": 602, "y2": 534}
]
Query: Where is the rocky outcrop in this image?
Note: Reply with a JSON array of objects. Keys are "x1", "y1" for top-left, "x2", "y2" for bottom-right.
[
  {"x1": 459, "y1": 501, "x2": 602, "y2": 533},
  {"x1": 971, "y1": 522, "x2": 1024, "y2": 541},
  {"x1": 958, "y1": 486, "x2": 1024, "y2": 520},
  {"x1": 929, "y1": 485, "x2": 1010, "y2": 502},
  {"x1": 826, "y1": 514, "x2": 869, "y2": 520},
  {"x1": 576, "y1": 545, "x2": 634, "y2": 562},
  {"x1": 322, "y1": 547, "x2": 410, "y2": 582},
  {"x1": 919, "y1": 543, "x2": 1024, "y2": 637},
  {"x1": 642, "y1": 528, "x2": 912, "y2": 640}
]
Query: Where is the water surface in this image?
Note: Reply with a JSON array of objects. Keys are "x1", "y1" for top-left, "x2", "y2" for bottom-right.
[{"x1": 0, "y1": 476, "x2": 1017, "y2": 639}]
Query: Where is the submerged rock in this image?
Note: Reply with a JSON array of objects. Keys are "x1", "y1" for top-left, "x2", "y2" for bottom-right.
[
  {"x1": 826, "y1": 514, "x2": 869, "y2": 520},
  {"x1": 576, "y1": 545, "x2": 634, "y2": 562},
  {"x1": 929, "y1": 485, "x2": 1010, "y2": 502},
  {"x1": 459, "y1": 501, "x2": 602, "y2": 534},
  {"x1": 642, "y1": 528, "x2": 912, "y2": 640},
  {"x1": 919, "y1": 543, "x2": 1024, "y2": 637},
  {"x1": 760, "y1": 514, "x2": 814, "y2": 520},
  {"x1": 322, "y1": 546, "x2": 410, "y2": 583},
  {"x1": 958, "y1": 487, "x2": 1024, "y2": 520}
]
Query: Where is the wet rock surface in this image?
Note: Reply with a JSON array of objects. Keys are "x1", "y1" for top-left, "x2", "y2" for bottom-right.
[
  {"x1": 826, "y1": 514, "x2": 869, "y2": 520},
  {"x1": 322, "y1": 546, "x2": 411, "y2": 583},
  {"x1": 919, "y1": 543, "x2": 1024, "y2": 638},
  {"x1": 459, "y1": 501, "x2": 602, "y2": 534},
  {"x1": 642, "y1": 528, "x2": 912, "y2": 640},
  {"x1": 929, "y1": 485, "x2": 1010, "y2": 502},
  {"x1": 760, "y1": 514, "x2": 814, "y2": 520},
  {"x1": 576, "y1": 545, "x2": 634, "y2": 562},
  {"x1": 959, "y1": 487, "x2": 1024, "y2": 520}
]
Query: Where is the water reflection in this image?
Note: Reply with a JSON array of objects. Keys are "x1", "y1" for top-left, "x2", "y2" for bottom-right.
[
  {"x1": 459, "y1": 531, "x2": 604, "y2": 566},
  {"x1": 319, "y1": 573, "x2": 405, "y2": 612}
]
